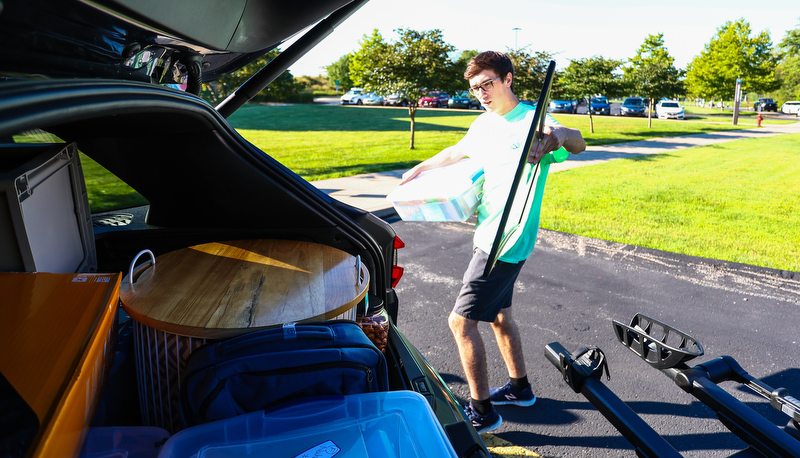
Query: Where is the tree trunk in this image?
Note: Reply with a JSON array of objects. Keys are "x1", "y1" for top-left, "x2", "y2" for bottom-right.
[
  {"x1": 648, "y1": 98, "x2": 653, "y2": 129},
  {"x1": 408, "y1": 105, "x2": 417, "y2": 149},
  {"x1": 587, "y1": 96, "x2": 595, "y2": 134}
]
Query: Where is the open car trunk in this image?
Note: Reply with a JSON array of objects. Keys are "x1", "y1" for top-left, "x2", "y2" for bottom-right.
[{"x1": 0, "y1": 76, "x2": 487, "y2": 458}]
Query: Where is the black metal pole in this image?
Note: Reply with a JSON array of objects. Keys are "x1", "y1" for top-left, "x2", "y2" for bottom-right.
[{"x1": 670, "y1": 360, "x2": 800, "y2": 457}]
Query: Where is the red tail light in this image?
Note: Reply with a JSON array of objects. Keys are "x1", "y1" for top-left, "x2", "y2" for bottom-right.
[
  {"x1": 391, "y1": 266, "x2": 404, "y2": 288},
  {"x1": 391, "y1": 236, "x2": 405, "y2": 288}
]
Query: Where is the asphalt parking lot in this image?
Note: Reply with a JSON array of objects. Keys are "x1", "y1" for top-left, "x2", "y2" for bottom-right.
[{"x1": 391, "y1": 219, "x2": 800, "y2": 457}]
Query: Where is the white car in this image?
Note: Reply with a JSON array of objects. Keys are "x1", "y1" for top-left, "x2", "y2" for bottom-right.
[
  {"x1": 780, "y1": 101, "x2": 800, "y2": 115},
  {"x1": 384, "y1": 93, "x2": 408, "y2": 106},
  {"x1": 656, "y1": 101, "x2": 685, "y2": 120},
  {"x1": 339, "y1": 87, "x2": 363, "y2": 104}
]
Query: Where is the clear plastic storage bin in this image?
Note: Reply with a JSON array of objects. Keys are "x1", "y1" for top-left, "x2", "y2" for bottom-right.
[
  {"x1": 158, "y1": 391, "x2": 457, "y2": 458},
  {"x1": 387, "y1": 159, "x2": 484, "y2": 222}
]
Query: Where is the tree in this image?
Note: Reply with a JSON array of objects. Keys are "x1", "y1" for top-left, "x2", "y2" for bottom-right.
[
  {"x1": 685, "y1": 19, "x2": 779, "y2": 106},
  {"x1": 505, "y1": 47, "x2": 557, "y2": 101},
  {"x1": 201, "y1": 49, "x2": 303, "y2": 105},
  {"x1": 325, "y1": 54, "x2": 353, "y2": 93},
  {"x1": 454, "y1": 50, "x2": 479, "y2": 70},
  {"x1": 446, "y1": 50, "x2": 479, "y2": 94},
  {"x1": 349, "y1": 29, "x2": 390, "y2": 90},
  {"x1": 775, "y1": 20, "x2": 800, "y2": 102},
  {"x1": 349, "y1": 28, "x2": 456, "y2": 149},
  {"x1": 624, "y1": 33, "x2": 685, "y2": 127},
  {"x1": 559, "y1": 56, "x2": 624, "y2": 133}
]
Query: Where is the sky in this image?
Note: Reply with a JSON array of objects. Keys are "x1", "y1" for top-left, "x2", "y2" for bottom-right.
[{"x1": 287, "y1": 0, "x2": 800, "y2": 78}]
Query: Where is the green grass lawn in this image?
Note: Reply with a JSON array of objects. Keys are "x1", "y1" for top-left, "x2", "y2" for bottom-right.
[{"x1": 541, "y1": 133, "x2": 800, "y2": 272}]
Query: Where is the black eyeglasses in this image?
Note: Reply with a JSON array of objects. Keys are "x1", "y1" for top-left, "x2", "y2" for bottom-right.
[{"x1": 468, "y1": 77, "x2": 501, "y2": 95}]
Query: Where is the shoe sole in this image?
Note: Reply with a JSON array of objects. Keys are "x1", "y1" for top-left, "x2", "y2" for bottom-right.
[
  {"x1": 491, "y1": 396, "x2": 537, "y2": 407},
  {"x1": 474, "y1": 414, "x2": 502, "y2": 434}
]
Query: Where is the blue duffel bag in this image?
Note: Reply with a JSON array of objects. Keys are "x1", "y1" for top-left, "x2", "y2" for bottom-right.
[{"x1": 180, "y1": 320, "x2": 389, "y2": 427}]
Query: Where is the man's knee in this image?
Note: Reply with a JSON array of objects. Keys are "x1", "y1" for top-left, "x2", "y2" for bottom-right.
[
  {"x1": 449, "y1": 311, "x2": 476, "y2": 336},
  {"x1": 490, "y1": 308, "x2": 516, "y2": 333}
]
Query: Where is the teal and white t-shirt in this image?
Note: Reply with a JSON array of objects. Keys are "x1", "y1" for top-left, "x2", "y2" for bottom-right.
[{"x1": 456, "y1": 102, "x2": 568, "y2": 263}]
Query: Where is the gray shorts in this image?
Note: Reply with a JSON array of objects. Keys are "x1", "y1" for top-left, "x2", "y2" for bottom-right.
[{"x1": 453, "y1": 247, "x2": 525, "y2": 322}]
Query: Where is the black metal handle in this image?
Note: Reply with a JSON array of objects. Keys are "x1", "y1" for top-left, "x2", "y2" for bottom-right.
[{"x1": 612, "y1": 313, "x2": 703, "y2": 369}]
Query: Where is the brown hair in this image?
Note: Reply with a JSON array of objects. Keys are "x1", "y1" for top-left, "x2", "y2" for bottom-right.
[{"x1": 464, "y1": 51, "x2": 514, "y2": 83}]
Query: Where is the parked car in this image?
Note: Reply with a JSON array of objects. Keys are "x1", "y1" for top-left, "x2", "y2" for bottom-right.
[
  {"x1": 590, "y1": 96, "x2": 611, "y2": 115},
  {"x1": 340, "y1": 87, "x2": 364, "y2": 104},
  {"x1": 0, "y1": 1, "x2": 488, "y2": 457},
  {"x1": 361, "y1": 92, "x2": 384, "y2": 106},
  {"x1": 448, "y1": 92, "x2": 481, "y2": 109},
  {"x1": 384, "y1": 93, "x2": 409, "y2": 107},
  {"x1": 344, "y1": 90, "x2": 378, "y2": 106},
  {"x1": 781, "y1": 101, "x2": 800, "y2": 115},
  {"x1": 656, "y1": 100, "x2": 685, "y2": 119},
  {"x1": 755, "y1": 97, "x2": 777, "y2": 112},
  {"x1": 548, "y1": 100, "x2": 577, "y2": 114},
  {"x1": 418, "y1": 91, "x2": 449, "y2": 108},
  {"x1": 620, "y1": 97, "x2": 646, "y2": 117}
]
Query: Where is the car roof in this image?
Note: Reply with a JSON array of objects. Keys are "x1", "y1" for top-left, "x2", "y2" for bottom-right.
[{"x1": 0, "y1": 0, "x2": 363, "y2": 82}]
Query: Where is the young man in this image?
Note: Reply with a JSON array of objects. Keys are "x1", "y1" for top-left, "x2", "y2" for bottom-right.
[{"x1": 400, "y1": 51, "x2": 585, "y2": 433}]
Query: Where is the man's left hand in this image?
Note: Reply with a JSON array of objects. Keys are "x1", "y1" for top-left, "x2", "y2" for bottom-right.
[
  {"x1": 527, "y1": 124, "x2": 586, "y2": 163},
  {"x1": 528, "y1": 125, "x2": 564, "y2": 164}
]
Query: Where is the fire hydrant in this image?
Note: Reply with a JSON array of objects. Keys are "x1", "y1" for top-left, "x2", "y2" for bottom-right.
[{"x1": 757, "y1": 112, "x2": 763, "y2": 127}]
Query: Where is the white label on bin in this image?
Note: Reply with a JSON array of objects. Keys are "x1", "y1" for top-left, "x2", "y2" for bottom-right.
[{"x1": 294, "y1": 440, "x2": 340, "y2": 458}]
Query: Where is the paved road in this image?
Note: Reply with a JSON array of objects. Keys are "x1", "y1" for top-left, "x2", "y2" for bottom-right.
[{"x1": 390, "y1": 218, "x2": 800, "y2": 457}]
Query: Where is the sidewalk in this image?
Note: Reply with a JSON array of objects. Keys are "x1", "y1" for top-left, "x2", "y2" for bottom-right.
[{"x1": 312, "y1": 122, "x2": 800, "y2": 218}]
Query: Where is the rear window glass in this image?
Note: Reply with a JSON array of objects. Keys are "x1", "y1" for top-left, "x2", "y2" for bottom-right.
[{"x1": 11, "y1": 130, "x2": 147, "y2": 213}]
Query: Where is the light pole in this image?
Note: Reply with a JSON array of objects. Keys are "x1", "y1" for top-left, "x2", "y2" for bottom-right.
[{"x1": 512, "y1": 27, "x2": 521, "y2": 50}]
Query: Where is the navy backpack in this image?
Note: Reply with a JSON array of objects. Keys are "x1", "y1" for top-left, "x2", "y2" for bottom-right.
[{"x1": 180, "y1": 320, "x2": 389, "y2": 427}]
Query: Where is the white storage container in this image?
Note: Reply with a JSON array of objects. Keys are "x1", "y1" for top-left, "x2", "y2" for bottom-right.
[{"x1": 387, "y1": 159, "x2": 484, "y2": 222}]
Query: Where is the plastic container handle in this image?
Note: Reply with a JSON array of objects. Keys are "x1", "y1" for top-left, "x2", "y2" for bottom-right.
[{"x1": 128, "y1": 249, "x2": 155, "y2": 286}]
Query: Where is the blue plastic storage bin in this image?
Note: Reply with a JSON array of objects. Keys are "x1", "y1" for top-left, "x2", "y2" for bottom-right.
[{"x1": 158, "y1": 391, "x2": 457, "y2": 458}]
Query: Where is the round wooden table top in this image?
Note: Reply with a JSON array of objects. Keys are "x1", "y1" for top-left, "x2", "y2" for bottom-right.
[{"x1": 120, "y1": 239, "x2": 368, "y2": 339}]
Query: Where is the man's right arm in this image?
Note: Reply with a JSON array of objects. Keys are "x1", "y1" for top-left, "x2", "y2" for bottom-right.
[{"x1": 399, "y1": 145, "x2": 468, "y2": 185}]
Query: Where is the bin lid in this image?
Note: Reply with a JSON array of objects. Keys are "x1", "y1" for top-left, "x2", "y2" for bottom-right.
[{"x1": 386, "y1": 158, "x2": 483, "y2": 203}]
